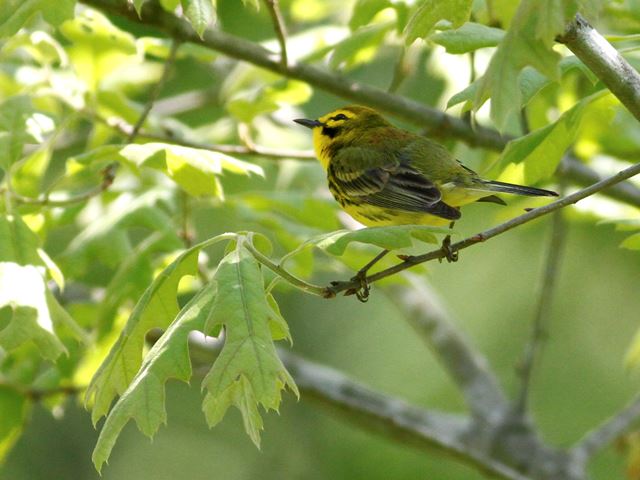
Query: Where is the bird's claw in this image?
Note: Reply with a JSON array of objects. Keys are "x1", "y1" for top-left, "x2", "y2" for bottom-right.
[
  {"x1": 349, "y1": 270, "x2": 370, "y2": 302},
  {"x1": 440, "y1": 235, "x2": 458, "y2": 263}
]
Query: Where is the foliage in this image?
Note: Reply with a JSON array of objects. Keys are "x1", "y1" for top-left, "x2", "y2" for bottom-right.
[{"x1": 0, "y1": 0, "x2": 639, "y2": 478}]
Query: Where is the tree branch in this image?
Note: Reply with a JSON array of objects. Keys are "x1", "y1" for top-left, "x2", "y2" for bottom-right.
[
  {"x1": 383, "y1": 274, "x2": 509, "y2": 422},
  {"x1": 128, "y1": 39, "x2": 180, "y2": 143},
  {"x1": 80, "y1": 0, "x2": 507, "y2": 150},
  {"x1": 325, "y1": 160, "x2": 640, "y2": 297},
  {"x1": 262, "y1": 0, "x2": 288, "y2": 67},
  {"x1": 559, "y1": 14, "x2": 640, "y2": 122},
  {"x1": 572, "y1": 393, "x2": 640, "y2": 461},
  {"x1": 174, "y1": 329, "x2": 531, "y2": 480},
  {"x1": 515, "y1": 200, "x2": 567, "y2": 415}
]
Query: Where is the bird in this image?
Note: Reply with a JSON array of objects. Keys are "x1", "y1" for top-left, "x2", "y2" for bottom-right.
[
  {"x1": 294, "y1": 105, "x2": 558, "y2": 300},
  {"x1": 294, "y1": 105, "x2": 557, "y2": 228}
]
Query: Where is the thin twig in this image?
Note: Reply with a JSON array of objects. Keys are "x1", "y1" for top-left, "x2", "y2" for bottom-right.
[
  {"x1": 243, "y1": 234, "x2": 327, "y2": 296},
  {"x1": 514, "y1": 189, "x2": 567, "y2": 415},
  {"x1": 91, "y1": 112, "x2": 316, "y2": 160},
  {"x1": 127, "y1": 39, "x2": 180, "y2": 143},
  {"x1": 387, "y1": 47, "x2": 408, "y2": 93},
  {"x1": 0, "y1": 380, "x2": 86, "y2": 401},
  {"x1": 573, "y1": 393, "x2": 640, "y2": 460},
  {"x1": 262, "y1": 0, "x2": 288, "y2": 67},
  {"x1": 325, "y1": 160, "x2": 640, "y2": 298},
  {"x1": 7, "y1": 164, "x2": 116, "y2": 207}
]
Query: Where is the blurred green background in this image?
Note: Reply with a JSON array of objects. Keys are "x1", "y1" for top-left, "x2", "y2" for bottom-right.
[{"x1": 2, "y1": 0, "x2": 640, "y2": 478}]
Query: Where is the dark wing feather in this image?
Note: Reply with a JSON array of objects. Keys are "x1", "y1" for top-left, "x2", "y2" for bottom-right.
[{"x1": 329, "y1": 147, "x2": 460, "y2": 220}]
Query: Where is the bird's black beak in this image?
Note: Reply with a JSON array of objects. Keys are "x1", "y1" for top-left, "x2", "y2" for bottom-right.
[{"x1": 294, "y1": 118, "x2": 323, "y2": 129}]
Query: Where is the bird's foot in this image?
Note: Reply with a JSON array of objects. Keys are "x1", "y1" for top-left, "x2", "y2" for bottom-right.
[
  {"x1": 439, "y1": 235, "x2": 459, "y2": 263},
  {"x1": 347, "y1": 270, "x2": 370, "y2": 303}
]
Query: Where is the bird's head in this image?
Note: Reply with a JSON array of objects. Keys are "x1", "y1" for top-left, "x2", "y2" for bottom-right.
[{"x1": 294, "y1": 106, "x2": 391, "y2": 167}]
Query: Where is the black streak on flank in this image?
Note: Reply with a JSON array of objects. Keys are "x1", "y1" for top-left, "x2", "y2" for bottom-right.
[{"x1": 322, "y1": 126, "x2": 340, "y2": 138}]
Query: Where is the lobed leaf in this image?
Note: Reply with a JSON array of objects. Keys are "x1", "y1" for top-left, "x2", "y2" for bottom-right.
[
  {"x1": 489, "y1": 91, "x2": 611, "y2": 183},
  {"x1": 85, "y1": 236, "x2": 222, "y2": 426},
  {"x1": 404, "y1": 0, "x2": 473, "y2": 44},
  {"x1": 91, "y1": 286, "x2": 214, "y2": 472},
  {"x1": 201, "y1": 240, "x2": 298, "y2": 446}
]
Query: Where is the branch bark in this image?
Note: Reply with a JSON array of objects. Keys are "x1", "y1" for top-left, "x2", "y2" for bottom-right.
[
  {"x1": 383, "y1": 274, "x2": 509, "y2": 423},
  {"x1": 559, "y1": 14, "x2": 640, "y2": 122}
]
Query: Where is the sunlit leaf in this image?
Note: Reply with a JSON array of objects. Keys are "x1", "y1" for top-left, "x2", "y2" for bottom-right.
[
  {"x1": 0, "y1": 0, "x2": 74, "y2": 38},
  {"x1": 474, "y1": 0, "x2": 561, "y2": 131},
  {"x1": 181, "y1": 0, "x2": 216, "y2": 38},
  {"x1": 85, "y1": 233, "x2": 235, "y2": 428},
  {"x1": 621, "y1": 233, "x2": 640, "y2": 250},
  {"x1": 91, "y1": 285, "x2": 213, "y2": 472},
  {"x1": 0, "y1": 96, "x2": 34, "y2": 170},
  {"x1": 329, "y1": 22, "x2": 392, "y2": 69},
  {"x1": 489, "y1": 91, "x2": 611, "y2": 183},
  {"x1": 0, "y1": 263, "x2": 66, "y2": 360},
  {"x1": 119, "y1": 143, "x2": 263, "y2": 197},
  {"x1": 60, "y1": 9, "x2": 138, "y2": 92},
  {"x1": 349, "y1": 0, "x2": 392, "y2": 30},
  {"x1": 404, "y1": 0, "x2": 473, "y2": 44}
]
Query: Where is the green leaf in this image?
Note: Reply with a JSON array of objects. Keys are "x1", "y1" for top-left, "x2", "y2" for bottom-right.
[
  {"x1": 0, "y1": 0, "x2": 74, "y2": 38},
  {"x1": 404, "y1": 0, "x2": 473, "y2": 44},
  {"x1": 430, "y1": 22, "x2": 505, "y2": 54},
  {"x1": 40, "y1": 0, "x2": 75, "y2": 26},
  {"x1": 349, "y1": 0, "x2": 391, "y2": 30},
  {"x1": 287, "y1": 225, "x2": 451, "y2": 261},
  {"x1": 0, "y1": 96, "x2": 34, "y2": 170},
  {"x1": 473, "y1": 0, "x2": 561, "y2": 131},
  {"x1": 96, "y1": 232, "x2": 183, "y2": 335},
  {"x1": 85, "y1": 233, "x2": 235, "y2": 427},
  {"x1": 226, "y1": 80, "x2": 312, "y2": 123},
  {"x1": 0, "y1": 386, "x2": 30, "y2": 463},
  {"x1": 241, "y1": 0, "x2": 260, "y2": 9},
  {"x1": 489, "y1": 91, "x2": 611, "y2": 183},
  {"x1": 447, "y1": 56, "x2": 598, "y2": 111},
  {"x1": 91, "y1": 285, "x2": 213, "y2": 472},
  {"x1": 60, "y1": 9, "x2": 137, "y2": 92},
  {"x1": 201, "y1": 240, "x2": 297, "y2": 446},
  {"x1": 329, "y1": 22, "x2": 392, "y2": 69},
  {"x1": 119, "y1": 143, "x2": 263, "y2": 197},
  {"x1": 181, "y1": 0, "x2": 216, "y2": 38},
  {"x1": 0, "y1": 264, "x2": 66, "y2": 360},
  {"x1": 621, "y1": 233, "x2": 640, "y2": 250}
]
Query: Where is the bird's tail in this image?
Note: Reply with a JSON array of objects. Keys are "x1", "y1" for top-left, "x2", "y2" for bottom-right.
[{"x1": 481, "y1": 180, "x2": 558, "y2": 197}]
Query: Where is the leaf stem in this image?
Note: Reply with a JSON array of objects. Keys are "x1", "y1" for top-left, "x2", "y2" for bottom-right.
[
  {"x1": 242, "y1": 235, "x2": 327, "y2": 296},
  {"x1": 127, "y1": 39, "x2": 180, "y2": 143}
]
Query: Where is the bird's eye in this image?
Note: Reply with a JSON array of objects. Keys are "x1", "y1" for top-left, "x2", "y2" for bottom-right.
[{"x1": 332, "y1": 113, "x2": 348, "y2": 121}]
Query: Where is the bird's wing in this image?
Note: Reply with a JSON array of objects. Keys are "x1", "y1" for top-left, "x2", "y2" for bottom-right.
[{"x1": 329, "y1": 147, "x2": 460, "y2": 220}]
